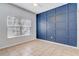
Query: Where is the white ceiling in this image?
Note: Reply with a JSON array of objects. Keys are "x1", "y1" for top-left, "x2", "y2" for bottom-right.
[{"x1": 14, "y1": 3, "x2": 67, "y2": 14}]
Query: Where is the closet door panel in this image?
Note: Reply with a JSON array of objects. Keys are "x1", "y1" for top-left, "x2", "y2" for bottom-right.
[
  {"x1": 68, "y1": 12, "x2": 77, "y2": 46},
  {"x1": 56, "y1": 5, "x2": 67, "y2": 15},
  {"x1": 46, "y1": 9, "x2": 56, "y2": 41},
  {"x1": 68, "y1": 3, "x2": 77, "y2": 12},
  {"x1": 37, "y1": 13, "x2": 46, "y2": 40},
  {"x1": 56, "y1": 14, "x2": 68, "y2": 44},
  {"x1": 37, "y1": 14, "x2": 41, "y2": 39}
]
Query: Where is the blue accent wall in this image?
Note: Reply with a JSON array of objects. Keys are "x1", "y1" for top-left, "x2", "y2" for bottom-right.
[{"x1": 36, "y1": 3, "x2": 77, "y2": 47}]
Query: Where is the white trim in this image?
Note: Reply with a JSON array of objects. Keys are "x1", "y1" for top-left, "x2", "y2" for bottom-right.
[{"x1": 77, "y1": 7, "x2": 79, "y2": 48}]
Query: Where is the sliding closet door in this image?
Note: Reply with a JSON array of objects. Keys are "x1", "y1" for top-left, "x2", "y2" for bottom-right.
[
  {"x1": 36, "y1": 3, "x2": 77, "y2": 47},
  {"x1": 55, "y1": 5, "x2": 68, "y2": 44},
  {"x1": 68, "y1": 3, "x2": 77, "y2": 46},
  {"x1": 46, "y1": 9, "x2": 56, "y2": 41},
  {"x1": 37, "y1": 13, "x2": 46, "y2": 40}
]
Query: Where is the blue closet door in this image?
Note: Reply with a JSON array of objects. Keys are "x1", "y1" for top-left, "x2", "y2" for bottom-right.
[
  {"x1": 55, "y1": 4, "x2": 67, "y2": 15},
  {"x1": 37, "y1": 12, "x2": 46, "y2": 40},
  {"x1": 37, "y1": 14, "x2": 41, "y2": 39},
  {"x1": 55, "y1": 5, "x2": 68, "y2": 44},
  {"x1": 68, "y1": 3, "x2": 77, "y2": 12},
  {"x1": 68, "y1": 12, "x2": 77, "y2": 46},
  {"x1": 55, "y1": 14, "x2": 68, "y2": 44},
  {"x1": 36, "y1": 3, "x2": 77, "y2": 47},
  {"x1": 68, "y1": 3, "x2": 77, "y2": 46},
  {"x1": 46, "y1": 9, "x2": 56, "y2": 41}
]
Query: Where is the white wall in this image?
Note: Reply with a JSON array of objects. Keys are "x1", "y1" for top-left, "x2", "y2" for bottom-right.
[
  {"x1": 77, "y1": 4, "x2": 79, "y2": 48},
  {"x1": 0, "y1": 3, "x2": 36, "y2": 49}
]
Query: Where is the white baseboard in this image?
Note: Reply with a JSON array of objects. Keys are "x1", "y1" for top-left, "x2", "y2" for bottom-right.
[
  {"x1": 37, "y1": 39, "x2": 79, "y2": 49},
  {"x1": 0, "y1": 38, "x2": 35, "y2": 50}
]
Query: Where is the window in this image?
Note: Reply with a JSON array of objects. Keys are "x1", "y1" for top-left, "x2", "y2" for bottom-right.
[{"x1": 7, "y1": 16, "x2": 31, "y2": 38}]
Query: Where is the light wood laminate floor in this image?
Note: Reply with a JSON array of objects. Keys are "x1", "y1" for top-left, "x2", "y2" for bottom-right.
[{"x1": 0, "y1": 39, "x2": 79, "y2": 56}]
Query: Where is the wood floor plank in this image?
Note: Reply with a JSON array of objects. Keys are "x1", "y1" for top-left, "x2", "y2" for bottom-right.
[{"x1": 0, "y1": 39, "x2": 79, "y2": 56}]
